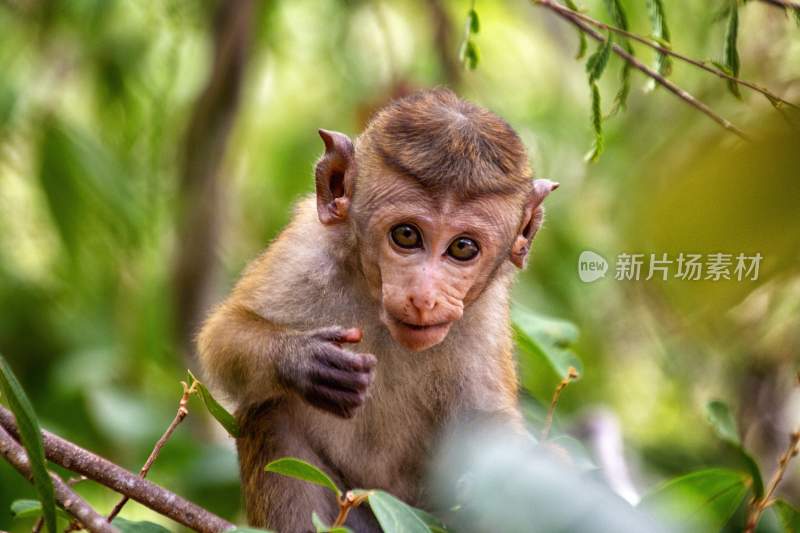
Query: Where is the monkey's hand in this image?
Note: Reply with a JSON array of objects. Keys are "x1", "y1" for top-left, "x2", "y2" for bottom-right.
[{"x1": 281, "y1": 326, "x2": 377, "y2": 418}]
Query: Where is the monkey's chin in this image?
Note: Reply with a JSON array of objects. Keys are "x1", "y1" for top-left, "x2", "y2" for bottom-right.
[{"x1": 384, "y1": 317, "x2": 452, "y2": 352}]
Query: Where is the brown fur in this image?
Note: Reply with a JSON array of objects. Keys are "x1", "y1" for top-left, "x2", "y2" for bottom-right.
[{"x1": 197, "y1": 89, "x2": 555, "y2": 532}]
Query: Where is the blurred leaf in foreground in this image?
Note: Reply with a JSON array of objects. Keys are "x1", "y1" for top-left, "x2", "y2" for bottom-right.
[{"x1": 0, "y1": 355, "x2": 58, "y2": 533}]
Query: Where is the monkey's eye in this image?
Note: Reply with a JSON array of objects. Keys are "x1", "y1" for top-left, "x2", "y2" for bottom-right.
[
  {"x1": 447, "y1": 237, "x2": 479, "y2": 261},
  {"x1": 390, "y1": 224, "x2": 422, "y2": 249}
]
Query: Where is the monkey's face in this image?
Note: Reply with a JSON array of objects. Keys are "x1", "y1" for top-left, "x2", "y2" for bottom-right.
[
  {"x1": 312, "y1": 123, "x2": 556, "y2": 353},
  {"x1": 356, "y1": 180, "x2": 520, "y2": 352}
]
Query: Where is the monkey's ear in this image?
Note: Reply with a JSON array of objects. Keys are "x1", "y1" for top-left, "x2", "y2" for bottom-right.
[
  {"x1": 510, "y1": 179, "x2": 559, "y2": 269},
  {"x1": 315, "y1": 129, "x2": 355, "y2": 225}
]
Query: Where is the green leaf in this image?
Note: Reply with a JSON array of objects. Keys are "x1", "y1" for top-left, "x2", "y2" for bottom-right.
[
  {"x1": 584, "y1": 82, "x2": 604, "y2": 163},
  {"x1": 411, "y1": 508, "x2": 448, "y2": 533},
  {"x1": 512, "y1": 304, "x2": 583, "y2": 380},
  {"x1": 10, "y1": 500, "x2": 70, "y2": 521},
  {"x1": 706, "y1": 400, "x2": 740, "y2": 444},
  {"x1": 312, "y1": 511, "x2": 352, "y2": 533},
  {"x1": 367, "y1": 491, "x2": 431, "y2": 533},
  {"x1": 36, "y1": 118, "x2": 141, "y2": 257},
  {"x1": 723, "y1": 2, "x2": 741, "y2": 98},
  {"x1": 705, "y1": 400, "x2": 764, "y2": 498},
  {"x1": 586, "y1": 33, "x2": 613, "y2": 83},
  {"x1": 0, "y1": 355, "x2": 58, "y2": 533},
  {"x1": 774, "y1": 500, "x2": 800, "y2": 532},
  {"x1": 564, "y1": 0, "x2": 587, "y2": 59},
  {"x1": 603, "y1": 0, "x2": 630, "y2": 35},
  {"x1": 459, "y1": 40, "x2": 479, "y2": 70},
  {"x1": 265, "y1": 458, "x2": 341, "y2": 497},
  {"x1": 639, "y1": 468, "x2": 749, "y2": 532},
  {"x1": 611, "y1": 62, "x2": 632, "y2": 114},
  {"x1": 602, "y1": 0, "x2": 633, "y2": 110},
  {"x1": 189, "y1": 371, "x2": 240, "y2": 437},
  {"x1": 644, "y1": 0, "x2": 672, "y2": 91},
  {"x1": 112, "y1": 517, "x2": 172, "y2": 533},
  {"x1": 10, "y1": 499, "x2": 44, "y2": 519},
  {"x1": 467, "y1": 8, "x2": 479, "y2": 34}
]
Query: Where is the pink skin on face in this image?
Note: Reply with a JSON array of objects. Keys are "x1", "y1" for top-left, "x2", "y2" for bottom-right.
[{"x1": 357, "y1": 179, "x2": 520, "y2": 352}]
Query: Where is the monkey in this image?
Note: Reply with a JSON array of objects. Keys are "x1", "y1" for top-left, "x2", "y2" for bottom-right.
[{"x1": 197, "y1": 88, "x2": 558, "y2": 532}]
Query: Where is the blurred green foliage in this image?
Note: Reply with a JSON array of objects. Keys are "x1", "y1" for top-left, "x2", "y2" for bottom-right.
[{"x1": 0, "y1": 0, "x2": 799, "y2": 531}]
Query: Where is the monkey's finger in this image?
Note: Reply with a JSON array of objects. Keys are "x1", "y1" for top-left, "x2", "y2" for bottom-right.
[
  {"x1": 309, "y1": 365, "x2": 373, "y2": 393},
  {"x1": 305, "y1": 386, "x2": 366, "y2": 418},
  {"x1": 311, "y1": 326, "x2": 363, "y2": 344},
  {"x1": 314, "y1": 346, "x2": 377, "y2": 372}
]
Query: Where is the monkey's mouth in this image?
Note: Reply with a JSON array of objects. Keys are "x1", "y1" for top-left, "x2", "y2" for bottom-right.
[
  {"x1": 398, "y1": 320, "x2": 450, "y2": 332},
  {"x1": 383, "y1": 314, "x2": 453, "y2": 352}
]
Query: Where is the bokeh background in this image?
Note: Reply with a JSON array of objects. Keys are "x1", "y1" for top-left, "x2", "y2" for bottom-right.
[{"x1": 0, "y1": 0, "x2": 798, "y2": 531}]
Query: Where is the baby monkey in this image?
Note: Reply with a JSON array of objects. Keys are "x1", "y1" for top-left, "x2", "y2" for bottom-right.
[{"x1": 198, "y1": 89, "x2": 558, "y2": 532}]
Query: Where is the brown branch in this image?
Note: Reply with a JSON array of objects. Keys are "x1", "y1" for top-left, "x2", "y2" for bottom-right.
[
  {"x1": 551, "y1": 1, "x2": 798, "y2": 110},
  {"x1": 533, "y1": 0, "x2": 750, "y2": 140},
  {"x1": 0, "y1": 406, "x2": 234, "y2": 533},
  {"x1": 106, "y1": 381, "x2": 198, "y2": 522},
  {"x1": 0, "y1": 425, "x2": 116, "y2": 533},
  {"x1": 63, "y1": 476, "x2": 91, "y2": 532},
  {"x1": 541, "y1": 367, "x2": 579, "y2": 441}
]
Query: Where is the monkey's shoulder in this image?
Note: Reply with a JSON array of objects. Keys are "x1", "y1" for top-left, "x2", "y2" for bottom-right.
[{"x1": 233, "y1": 198, "x2": 367, "y2": 327}]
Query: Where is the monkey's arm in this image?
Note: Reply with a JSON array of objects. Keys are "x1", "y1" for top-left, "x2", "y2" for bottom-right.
[{"x1": 197, "y1": 302, "x2": 376, "y2": 416}]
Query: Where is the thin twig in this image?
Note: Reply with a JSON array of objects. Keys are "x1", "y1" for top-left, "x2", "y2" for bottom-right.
[
  {"x1": 744, "y1": 372, "x2": 800, "y2": 533},
  {"x1": 551, "y1": 0, "x2": 798, "y2": 110},
  {"x1": 534, "y1": 0, "x2": 750, "y2": 140},
  {"x1": 744, "y1": 429, "x2": 800, "y2": 532},
  {"x1": 0, "y1": 425, "x2": 117, "y2": 533},
  {"x1": 0, "y1": 405, "x2": 233, "y2": 533},
  {"x1": 759, "y1": 0, "x2": 800, "y2": 10},
  {"x1": 541, "y1": 367, "x2": 579, "y2": 440},
  {"x1": 332, "y1": 491, "x2": 371, "y2": 528},
  {"x1": 106, "y1": 381, "x2": 198, "y2": 522}
]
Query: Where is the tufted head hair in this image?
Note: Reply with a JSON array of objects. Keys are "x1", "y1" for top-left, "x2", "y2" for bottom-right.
[{"x1": 359, "y1": 88, "x2": 532, "y2": 199}]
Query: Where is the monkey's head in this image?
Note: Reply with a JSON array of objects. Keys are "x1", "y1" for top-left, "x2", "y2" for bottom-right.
[{"x1": 314, "y1": 89, "x2": 557, "y2": 352}]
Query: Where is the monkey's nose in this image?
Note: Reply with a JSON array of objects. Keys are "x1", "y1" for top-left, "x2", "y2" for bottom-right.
[{"x1": 409, "y1": 293, "x2": 437, "y2": 313}]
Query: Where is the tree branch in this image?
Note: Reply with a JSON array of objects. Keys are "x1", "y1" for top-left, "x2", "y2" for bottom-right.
[
  {"x1": 549, "y1": 0, "x2": 798, "y2": 110},
  {"x1": 0, "y1": 425, "x2": 116, "y2": 533},
  {"x1": 173, "y1": 0, "x2": 255, "y2": 363},
  {"x1": 106, "y1": 381, "x2": 197, "y2": 522},
  {"x1": 758, "y1": 0, "x2": 800, "y2": 10},
  {"x1": 533, "y1": 0, "x2": 750, "y2": 140},
  {"x1": 0, "y1": 405, "x2": 234, "y2": 533},
  {"x1": 425, "y1": 0, "x2": 462, "y2": 87}
]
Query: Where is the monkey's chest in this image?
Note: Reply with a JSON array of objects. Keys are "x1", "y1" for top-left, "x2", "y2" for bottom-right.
[{"x1": 310, "y1": 356, "x2": 448, "y2": 503}]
